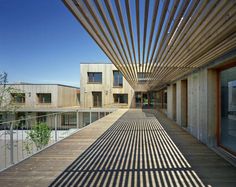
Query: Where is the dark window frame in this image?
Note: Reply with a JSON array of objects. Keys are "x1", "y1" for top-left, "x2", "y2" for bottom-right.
[
  {"x1": 137, "y1": 72, "x2": 149, "y2": 83},
  {"x1": 217, "y1": 64, "x2": 236, "y2": 156},
  {"x1": 92, "y1": 91, "x2": 102, "y2": 107},
  {"x1": 61, "y1": 113, "x2": 77, "y2": 127},
  {"x1": 87, "y1": 72, "x2": 102, "y2": 84},
  {"x1": 37, "y1": 93, "x2": 52, "y2": 104},
  {"x1": 11, "y1": 93, "x2": 25, "y2": 104},
  {"x1": 113, "y1": 94, "x2": 128, "y2": 104},
  {"x1": 36, "y1": 112, "x2": 47, "y2": 123},
  {"x1": 113, "y1": 70, "x2": 123, "y2": 87}
]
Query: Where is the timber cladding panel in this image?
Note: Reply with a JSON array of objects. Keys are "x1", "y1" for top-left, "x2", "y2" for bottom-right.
[{"x1": 80, "y1": 63, "x2": 134, "y2": 108}]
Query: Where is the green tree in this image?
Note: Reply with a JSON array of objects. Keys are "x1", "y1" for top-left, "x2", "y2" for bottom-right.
[
  {"x1": 0, "y1": 72, "x2": 23, "y2": 125},
  {"x1": 27, "y1": 123, "x2": 51, "y2": 151}
]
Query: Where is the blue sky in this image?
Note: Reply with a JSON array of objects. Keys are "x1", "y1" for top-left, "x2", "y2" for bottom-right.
[{"x1": 0, "y1": 0, "x2": 109, "y2": 87}]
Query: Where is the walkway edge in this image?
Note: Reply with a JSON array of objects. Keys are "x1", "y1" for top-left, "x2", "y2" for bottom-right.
[{"x1": 0, "y1": 109, "x2": 128, "y2": 187}]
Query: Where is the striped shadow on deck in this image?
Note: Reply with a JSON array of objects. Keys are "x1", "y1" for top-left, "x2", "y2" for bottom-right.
[{"x1": 50, "y1": 110, "x2": 206, "y2": 187}]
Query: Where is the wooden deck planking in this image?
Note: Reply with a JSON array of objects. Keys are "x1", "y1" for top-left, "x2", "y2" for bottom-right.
[
  {"x1": 0, "y1": 109, "x2": 128, "y2": 187},
  {"x1": 50, "y1": 110, "x2": 208, "y2": 187},
  {"x1": 0, "y1": 109, "x2": 236, "y2": 187}
]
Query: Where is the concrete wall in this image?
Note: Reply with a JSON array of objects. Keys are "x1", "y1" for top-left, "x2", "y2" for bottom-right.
[
  {"x1": 167, "y1": 69, "x2": 216, "y2": 145},
  {"x1": 80, "y1": 64, "x2": 134, "y2": 108},
  {"x1": 207, "y1": 69, "x2": 218, "y2": 146},
  {"x1": 167, "y1": 86, "x2": 173, "y2": 119},
  {"x1": 165, "y1": 49, "x2": 236, "y2": 151},
  {"x1": 188, "y1": 70, "x2": 208, "y2": 143},
  {"x1": 167, "y1": 69, "x2": 211, "y2": 143},
  {"x1": 176, "y1": 81, "x2": 181, "y2": 125}
]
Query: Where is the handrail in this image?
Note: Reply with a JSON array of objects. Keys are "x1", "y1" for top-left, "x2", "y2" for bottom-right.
[
  {"x1": 0, "y1": 109, "x2": 115, "y2": 171},
  {"x1": 0, "y1": 108, "x2": 117, "y2": 125}
]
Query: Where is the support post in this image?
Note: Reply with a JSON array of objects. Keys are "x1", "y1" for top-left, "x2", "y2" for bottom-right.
[
  {"x1": 90, "y1": 111, "x2": 92, "y2": 124},
  {"x1": 76, "y1": 110, "x2": 79, "y2": 129},
  {"x1": 54, "y1": 114, "x2": 58, "y2": 142},
  {"x1": 10, "y1": 122, "x2": 14, "y2": 165}
]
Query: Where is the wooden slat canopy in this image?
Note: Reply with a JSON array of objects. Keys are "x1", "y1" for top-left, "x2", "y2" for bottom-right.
[{"x1": 64, "y1": 0, "x2": 236, "y2": 90}]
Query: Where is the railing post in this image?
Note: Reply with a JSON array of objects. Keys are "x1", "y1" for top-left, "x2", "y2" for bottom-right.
[
  {"x1": 76, "y1": 110, "x2": 79, "y2": 129},
  {"x1": 54, "y1": 114, "x2": 58, "y2": 142},
  {"x1": 10, "y1": 122, "x2": 14, "y2": 165},
  {"x1": 98, "y1": 112, "x2": 100, "y2": 119}
]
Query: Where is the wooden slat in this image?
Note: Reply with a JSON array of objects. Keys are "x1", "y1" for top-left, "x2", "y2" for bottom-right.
[
  {"x1": 125, "y1": 0, "x2": 138, "y2": 76},
  {"x1": 63, "y1": 0, "x2": 236, "y2": 90},
  {"x1": 142, "y1": 0, "x2": 150, "y2": 74}
]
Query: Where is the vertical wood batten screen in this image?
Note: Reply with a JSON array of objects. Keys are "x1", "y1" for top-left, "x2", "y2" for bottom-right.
[{"x1": 64, "y1": 0, "x2": 236, "y2": 90}]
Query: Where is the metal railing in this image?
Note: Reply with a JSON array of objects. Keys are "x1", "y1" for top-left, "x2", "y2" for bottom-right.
[{"x1": 0, "y1": 109, "x2": 116, "y2": 171}]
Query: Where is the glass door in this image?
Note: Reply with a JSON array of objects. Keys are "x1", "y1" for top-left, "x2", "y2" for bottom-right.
[
  {"x1": 92, "y1": 92, "x2": 102, "y2": 107},
  {"x1": 135, "y1": 92, "x2": 142, "y2": 108},
  {"x1": 219, "y1": 66, "x2": 236, "y2": 154}
]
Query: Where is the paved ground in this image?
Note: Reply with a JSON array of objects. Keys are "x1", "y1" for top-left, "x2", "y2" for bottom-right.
[{"x1": 0, "y1": 109, "x2": 236, "y2": 187}]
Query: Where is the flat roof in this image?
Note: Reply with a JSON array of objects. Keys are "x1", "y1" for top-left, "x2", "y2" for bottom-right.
[
  {"x1": 5, "y1": 83, "x2": 80, "y2": 89},
  {"x1": 80, "y1": 62, "x2": 111, "y2": 64}
]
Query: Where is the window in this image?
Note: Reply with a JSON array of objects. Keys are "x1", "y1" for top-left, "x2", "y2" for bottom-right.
[
  {"x1": 88, "y1": 72, "x2": 102, "y2": 83},
  {"x1": 113, "y1": 71, "x2": 123, "y2": 87},
  {"x1": 156, "y1": 89, "x2": 167, "y2": 109},
  {"x1": 77, "y1": 93, "x2": 80, "y2": 104},
  {"x1": 37, "y1": 93, "x2": 51, "y2": 103},
  {"x1": 0, "y1": 114, "x2": 3, "y2": 124},
  {"x1": 11, "y1": 93, "x2": 25, "y2": 104},
  {"x1": 61, "y1": 113, "x2": 76, "y2": 127},
  {"x1": 113, "y1": 94, "x2": 128, "y2": 104},
  {"x1": 92, "y1": 92, "x2": 102, "y2": 107},
  {"x1": 219, "y1": 66, "x2": 236, "y2": 154},
  {"x1": 36, "y1": 112, "x2": 47, "y2": 123},
  {"x1": 137, "y1": 72, "x2": 149, "y2": 83},
  {"x1": 16, "y1": 112, "x2": 26, "y2": 128}
]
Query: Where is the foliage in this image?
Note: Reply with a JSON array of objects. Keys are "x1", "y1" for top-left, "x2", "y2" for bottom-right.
[
  {"x1": 0, "y1": 72, "x2": 23, "y2": 112},
  {"x1": 24, "y1": 136, "x2": 34, "y2": 155},
  {"x1": 0, "y1": 72, "x2": 24, "y2": 127},
  {"x1": 27, "y1": 123, "x2": 51, "y2": 151}
]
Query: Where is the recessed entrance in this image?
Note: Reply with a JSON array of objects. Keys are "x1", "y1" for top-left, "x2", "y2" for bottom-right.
[
  {"x1": 92, "y1": 92, "x2": 102, "y2": 107},
  {"x1": 219, "y1": 65, "x2": 236, "y2": 155},
  {"x1": 172, "y1": 84, "x2": 177, "y2": 121},
  {"x1": 135, "y1": 92, "x2": 156, "y2": 108},
  {"x1": 181, "y1": 79, "x2": 188, "y2": 127}
]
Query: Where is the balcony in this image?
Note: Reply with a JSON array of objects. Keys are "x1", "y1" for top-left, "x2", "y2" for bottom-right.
[{"x1": 0, "y1": 109, "x2": 236, "y2": 186}]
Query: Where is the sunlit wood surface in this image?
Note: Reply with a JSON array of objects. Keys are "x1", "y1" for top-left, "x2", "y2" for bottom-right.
[
  {"x1": 64, "y1": 0, "x2": 236, "y2": 89},
  {"x1": 49, "y1": 110, "x2": 236, "y2": 187},
  {"x1": 0, "y1": 109, "x2": 236, "y2": 186}
]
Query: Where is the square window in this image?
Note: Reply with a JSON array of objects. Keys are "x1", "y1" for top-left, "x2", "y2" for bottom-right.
[
  {"x1": 88, "y1": 72, "x2": 102, "y2": 83},
  {"x1": 37, "y1": 93, "x2": 51, "y2": 103},
  {"x1": 11, "y1": 93, "x2": 25, "y2": 104}
]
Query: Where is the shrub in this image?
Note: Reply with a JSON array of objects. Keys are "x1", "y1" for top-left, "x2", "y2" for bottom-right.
[{"x1": 27, "y1": 123, "x2": 51, "y2": 150}]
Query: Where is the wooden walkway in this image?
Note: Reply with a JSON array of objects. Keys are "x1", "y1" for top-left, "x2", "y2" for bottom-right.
[
  {"x1": 0, "y1": 109, "x2": 128, "y2": 187},
  {"x1": 0, "y1": 109, "x2": 236, "y2": 187},
  {"x1": 49, "y1": 110, "x2": 236, "y2": 187}
]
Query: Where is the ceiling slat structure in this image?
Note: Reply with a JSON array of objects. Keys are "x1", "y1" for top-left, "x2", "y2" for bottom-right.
[{"x1": 64, "y1": 0, "x2": 236, "y2": 91}]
